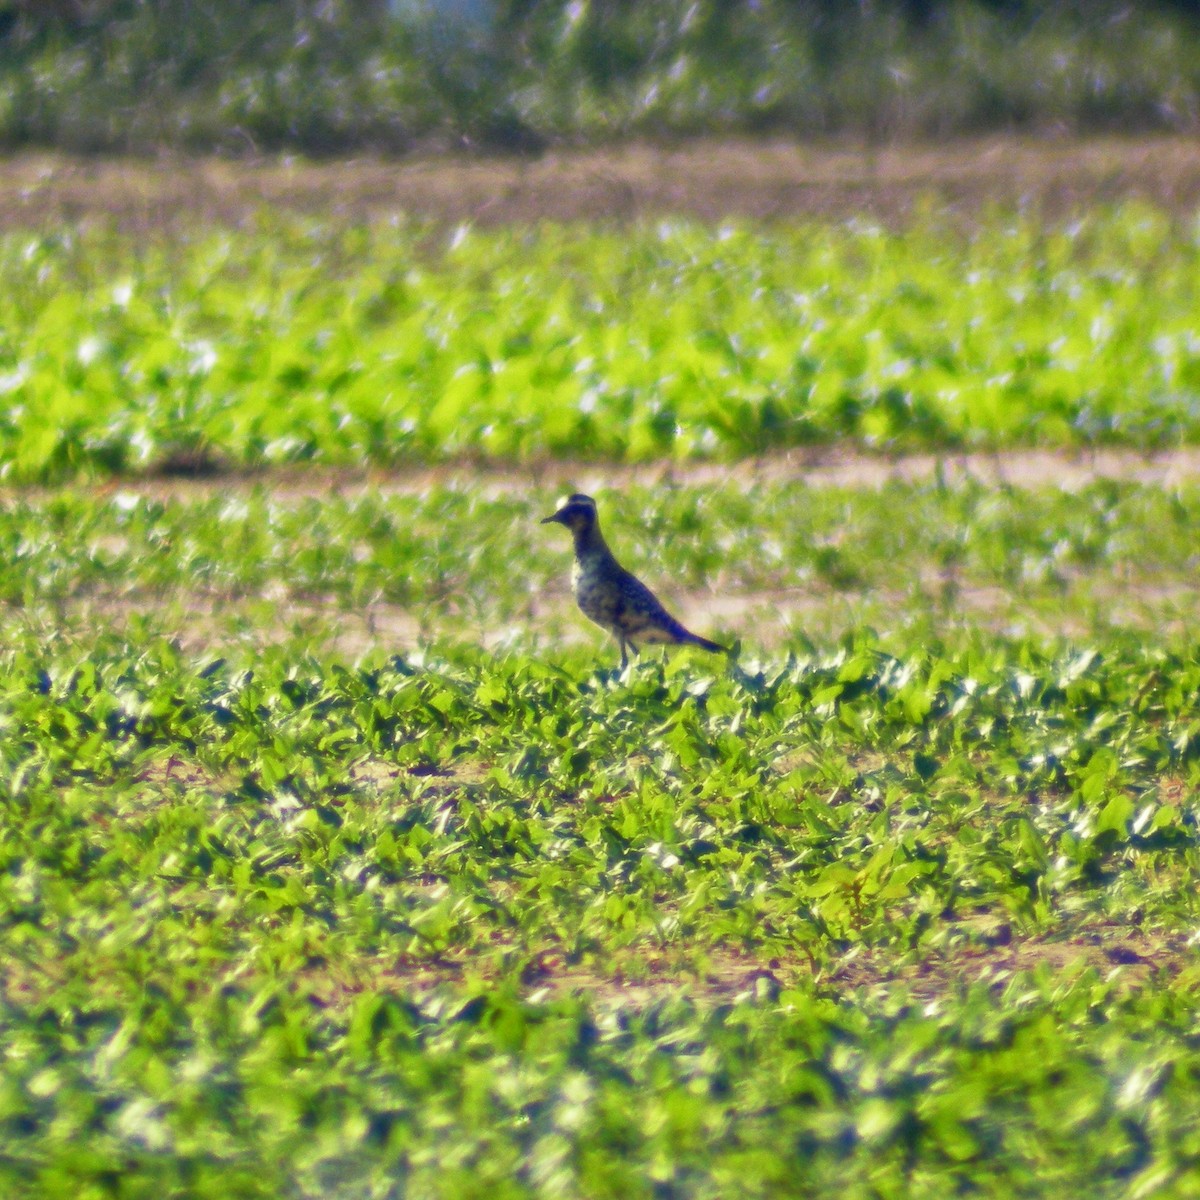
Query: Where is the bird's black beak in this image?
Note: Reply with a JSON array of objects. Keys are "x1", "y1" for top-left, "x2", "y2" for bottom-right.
[{"x1": 541, "y1": 511, "x2": 565, "y2": 525}]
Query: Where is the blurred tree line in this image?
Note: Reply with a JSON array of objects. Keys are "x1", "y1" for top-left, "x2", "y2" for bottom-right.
[{"x1": 1, "y1": 0, "x2": 1198, "y2": 153}]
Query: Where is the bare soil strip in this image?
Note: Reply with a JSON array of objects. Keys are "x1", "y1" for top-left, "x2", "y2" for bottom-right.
[
  {"x1": 3, "y1": 137, "x2": 1200, "y2": 231},
  {"x1": 295, "y1": 917, "x2": 1191, "y2": 1009},
  {"x1": 22, "y1": 446, "x2": 1200, "y2": 506}
]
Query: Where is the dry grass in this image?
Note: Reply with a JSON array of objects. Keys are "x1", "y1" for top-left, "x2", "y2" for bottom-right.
[{"x1": 3, "y1": 136, "x2": 1200, "y2": 232}]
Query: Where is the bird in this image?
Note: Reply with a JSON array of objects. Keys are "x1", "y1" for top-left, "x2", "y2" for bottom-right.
[{"x1": 541, "y1": 493, "x2": 726, "y2": 668}]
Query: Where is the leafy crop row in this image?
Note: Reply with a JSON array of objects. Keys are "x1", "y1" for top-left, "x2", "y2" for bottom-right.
[
  {"x1": 3, "y1": 625, "x2": 1200, "y2": 1197},
  {"x1": 2, "y1": 480, "x2": 1200, "y2": 1195},
  {"x1": 2, "y1": 207, "x2": 1199, "y2": 480}
]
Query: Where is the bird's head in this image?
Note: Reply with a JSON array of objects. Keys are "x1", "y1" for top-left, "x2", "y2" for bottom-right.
[{"x1": 541, "y1": 493, "x2": 598, "y2": 533}]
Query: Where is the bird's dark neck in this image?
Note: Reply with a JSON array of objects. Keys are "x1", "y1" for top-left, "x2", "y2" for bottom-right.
[{"x1": 572, "y1": 522, "x2": 615, "y2": 564}]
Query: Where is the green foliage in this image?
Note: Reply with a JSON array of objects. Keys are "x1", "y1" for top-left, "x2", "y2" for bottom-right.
[
  {"x1": 2, "y1": 0, "x2": 1200, "y2": 150},
  {"x1": 2, "y1": 207, "x2": 1200, "y2": 480},
  {"x1": 2, "y1": 478, "x2": 1200, "y2": 1195}
]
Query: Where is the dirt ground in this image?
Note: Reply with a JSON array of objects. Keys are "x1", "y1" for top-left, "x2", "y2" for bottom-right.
[
  {"x1": 79, "y1": 444, "x2": 1200, "y2": 505},
  {"x1": 3, "y1": 136, "x2": 1200, "y2": 230},
  {"x1": 542, "y1": 445, "x2": 1200, "y2": 495}
]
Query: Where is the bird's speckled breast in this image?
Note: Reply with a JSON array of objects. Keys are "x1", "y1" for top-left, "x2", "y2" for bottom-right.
[{"x1": 572, "y1": 556, "x2": 620, "y2": 629}]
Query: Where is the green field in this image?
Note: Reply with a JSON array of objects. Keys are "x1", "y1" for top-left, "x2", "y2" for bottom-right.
[
  {"x1": 3, "y1": 475, "x2": 1200, "y2": 1197},
  {"x1": 2, "y1": 206, "x2": 1200, "y2": 482},
  {"x1": 4, "y1": 177, "x2": 1200, "y2": 1198}
]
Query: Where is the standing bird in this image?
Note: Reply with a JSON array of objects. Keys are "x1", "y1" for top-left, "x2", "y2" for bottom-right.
[{"x1": 541, "y1": 493, "x2": 726, "y2": 668}]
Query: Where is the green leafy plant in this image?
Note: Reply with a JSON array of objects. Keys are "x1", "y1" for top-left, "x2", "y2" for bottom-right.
[{"x1": 1, "y1": 209, "x2": 1199, "y2": 482}]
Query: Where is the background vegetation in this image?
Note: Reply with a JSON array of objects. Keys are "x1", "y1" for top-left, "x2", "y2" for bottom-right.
[{"x1": 2, "y1": 0, "x2": 1200, "y2": 154}]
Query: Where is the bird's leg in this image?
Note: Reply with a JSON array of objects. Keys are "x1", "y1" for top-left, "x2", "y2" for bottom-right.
[{"x1": 619, "y1": 638, "x2": 629, "y2": 669}]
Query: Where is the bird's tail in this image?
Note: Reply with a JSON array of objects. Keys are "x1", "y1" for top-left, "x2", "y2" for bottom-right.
[
  {"x1": 684, "y1": 632, "x2": 728, "y2": 655},
  {"x1": 658, "y1": 610, "x2": 729, "y2": 655}
]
